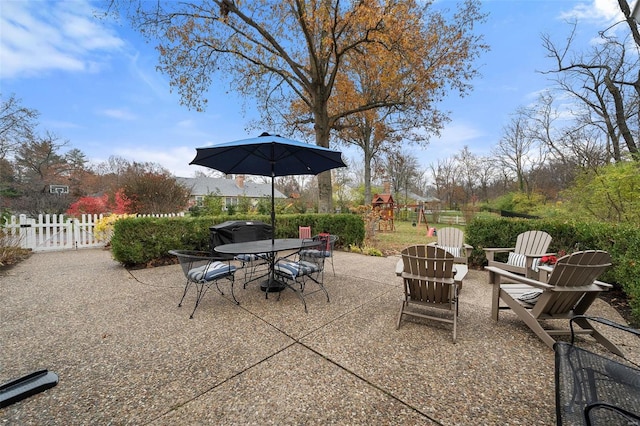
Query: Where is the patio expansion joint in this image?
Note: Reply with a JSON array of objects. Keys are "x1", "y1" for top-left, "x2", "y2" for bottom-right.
[
  {"x1": 143, "y1": 339, "x2": 299, "y2": 425},
  {"x1": 238, "y1": 282, "x2": 401, "y2": 342},
  {"x1": 129, "y1": 266, "x2": 439, "y2": 424},
  {"x1": 239, "y1": 286, "x2": 444, "y2": 425},
  {"x1": 294, "y1": 339, "x2": 444, "y2": 425}
]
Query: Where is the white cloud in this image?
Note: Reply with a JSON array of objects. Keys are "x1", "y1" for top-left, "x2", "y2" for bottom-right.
[
  {"x1": 115, "y1": 145, "x2": 199, "y2": 177},
  {"x1": 436, "y1": 122, "x2": 485, "y2": 145},
  {"x1": 177, "y1": 119, "x2": 195, "y2": 128},
  {"x1": 127, "y1": 52, "x2": 172, "y2": 99},
  {"x1": 560, "y1": 0, "x2": 623, "y2": 23},
  {"x1": 0, "y1": 0, "x2": 124, "y2": 79},
  {"x1": 43, "y1": 119, "x2": 82, "y2": 129},
  {"x1": 99, "y1": 109, "x2": 137, "y2": 120},
  {"x1": 416, "y1": 122, "x2": 491, "y2": 168}
]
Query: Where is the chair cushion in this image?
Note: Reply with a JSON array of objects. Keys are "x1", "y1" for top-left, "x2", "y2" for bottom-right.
[
  {"x1": 439, "y1": 246, "x2": 462, "y2": 258},
  {"x1": 188, "y1": 262, "x2": 235, "y2": 282},
  {"x1": 274, "y1": 260, "x2": 318, "y2": 279},
  {"x1": 518, "y1": 290, "x2": 542, "y2": 305},
  {"x1": 508, "y1": 252, "x2": 542, "y2": 271},
  {"x1": 507, "y1": 252, "x2": 527, "y2": 268},
  {"x1": 235, "y1": 253, "x2": 267, "y2": 263},
  {"x1": 531, "y1": 258, "x2": 541, "y2": 272},
  {"x1": 299, "y1": 249, "x2": 328, "y2": 258}
]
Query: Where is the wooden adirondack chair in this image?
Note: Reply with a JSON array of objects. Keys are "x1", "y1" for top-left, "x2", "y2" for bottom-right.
[
  {"x1": 396, "y1": 245, "x2": 460, "y2": 342},
  {"x1": 484, "y1": 230, "x2": 553, "y2": 278},
  {"x1": 486, "y1": 250, "x2": 622, "y2": 355},
  {"x1": 429, "y1": 227, "x2": 473, "y2": 265}
]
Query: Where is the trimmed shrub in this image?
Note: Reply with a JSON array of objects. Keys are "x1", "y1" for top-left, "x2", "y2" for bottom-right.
[{"x1": 110, "y1": 213, "x2": 364, "y2": 267}]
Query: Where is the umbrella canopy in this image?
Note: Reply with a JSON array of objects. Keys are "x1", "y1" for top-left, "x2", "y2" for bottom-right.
[
  {"x1": 190, "y1": 133, "x2": 346, "y2": 177},
  {"x1": 190, "y1": 133, "x2": 347, "y2": 240}
]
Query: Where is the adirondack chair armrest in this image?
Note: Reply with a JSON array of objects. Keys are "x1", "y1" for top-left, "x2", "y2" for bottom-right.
[
  {"x1": 427, "y1": 242, "x2": 473, "y2": 249},
  {"x1": 593, "y1": 279, "x2": 613, "y2": 289},
  {"x1": 483, "y1": 247, "x2": 515, "y2": 262},
  {"x1": 524, "y1": 252, "x2": 555, "y2": 259},
  {"x1": 551, "y1": 284, "x2": 607, "y2": 292},
  {"x1": 485, "y1": 266, "x2": 553, "y2": 289},
  {"x1": 401, "y1": 272, "x2": 455, "y2": 285}
]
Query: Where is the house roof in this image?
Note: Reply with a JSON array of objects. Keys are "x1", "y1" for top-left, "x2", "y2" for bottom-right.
[
  {"x1": 372, "y1": 193, "x2": 394, "y2": 204},
  {"x1": 176, "y1": 177, "x2": 286, "y2": 199},
  {"x1": 405, "y1": 192, "x2": 440, "y2": 203}
]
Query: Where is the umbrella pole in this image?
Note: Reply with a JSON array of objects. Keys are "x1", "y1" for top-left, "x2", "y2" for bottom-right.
[
  {"x1": 271, "y1": 142, "x2": 276, "y2": 245},
  {"x1": 271, "y1": 175, "x2": 275, "y2": 245},
  {"x1": 267, "y1": 156, "x2": 278, "y2": 292}
]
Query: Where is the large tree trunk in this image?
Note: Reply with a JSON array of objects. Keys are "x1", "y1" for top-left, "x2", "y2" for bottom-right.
[
  {"x1": 364, "y1": 147, "x2": 372, "y2": 206},
  {"x1": 603, "y1": 74, "x2": 639, "y2": 158},
  {"x1": 314, "y1": 106, "x2": 333, "y2": 213}
]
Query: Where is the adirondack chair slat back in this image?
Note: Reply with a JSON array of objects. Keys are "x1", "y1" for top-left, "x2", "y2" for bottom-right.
[
  {"x1": 547, "y1": 250, "x2": 612, "y2": 288},
  {"x1": 437, "y1": 227, "x2": 464, "y2": 248},
  {"x1": 515, "y1": 230, "x2": 552, "y2": 255},
  {"x1": 401, "y1": 245, "x2": 454, "y2": 304}
]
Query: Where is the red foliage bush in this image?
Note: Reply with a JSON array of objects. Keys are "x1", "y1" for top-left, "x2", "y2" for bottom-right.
[
  {"x1": 66, "y1": 195, "x2": 108, "y2": 216},
  {"x1": 66, "y1": 189, "x2": 135, "y2": 216}
]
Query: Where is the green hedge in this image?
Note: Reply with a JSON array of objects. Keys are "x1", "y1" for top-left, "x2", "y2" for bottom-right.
[
  {"x1": 111, "y1": 213, "x2": 364, "y2": 267},
  {"x1": 466, "y1": 216, "x2": 640, "y2": 322}
]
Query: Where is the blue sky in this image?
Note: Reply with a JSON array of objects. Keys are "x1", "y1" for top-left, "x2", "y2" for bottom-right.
[{"x1": 0, "y1": 0, "x2": 628, "y2": 179}]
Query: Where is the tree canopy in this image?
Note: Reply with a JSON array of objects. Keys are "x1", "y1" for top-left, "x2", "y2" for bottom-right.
[{"x1": 108, "y1": 0, "x2": 487, "y2": 212}]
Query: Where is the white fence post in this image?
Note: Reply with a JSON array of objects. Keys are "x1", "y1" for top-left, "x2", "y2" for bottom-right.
[{"x1": 20, "y1": 214, "x2": 35, "y2": 249}]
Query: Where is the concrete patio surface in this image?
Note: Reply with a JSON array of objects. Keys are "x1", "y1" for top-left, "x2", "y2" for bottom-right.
[{"x1": 1, "y1": 248, "x2": 638, "y2": 425}]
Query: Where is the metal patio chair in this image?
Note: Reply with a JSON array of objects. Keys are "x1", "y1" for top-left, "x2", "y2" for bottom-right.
[
  {"x1": 299, "y1": 233, "x2": 338, "y2": 276},
  {"x1": 554, "y1": 315, "x2": 640, "y2": 425},
  {"x1": 274, "y1": 239, "x2": 329, "y2": 312},
  {"x1": 169, "y1": 250, "x2": 237, "y2": 318}
]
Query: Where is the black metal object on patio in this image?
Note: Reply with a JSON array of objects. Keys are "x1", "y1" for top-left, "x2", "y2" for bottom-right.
[
  {"x1": 0, "y1": 370, "x2": 58, "y2": 408},
  {"x1": 209, "y1": 220, "x2": 273, "y2": 258},
  {"x1": 554, "y1": 315, "x2": 640, "y2": 425}
]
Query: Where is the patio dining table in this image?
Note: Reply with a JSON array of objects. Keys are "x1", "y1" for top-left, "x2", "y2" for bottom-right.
[{"x1": 214, "y1": 238, "x2": 315, "y2": 292}]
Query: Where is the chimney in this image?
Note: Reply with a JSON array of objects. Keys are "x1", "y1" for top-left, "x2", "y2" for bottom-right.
[
  {"x1": 383, "y1": 181, "x2": 390, "y2": 194},
  {"x1": 235, "y1": 174, "x2": 245, "y2": 189}
]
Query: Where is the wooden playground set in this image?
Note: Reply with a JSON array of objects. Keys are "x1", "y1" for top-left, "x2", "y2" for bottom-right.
[{"x1": 372, "y1": 192, "x2": 435, "y2": 236}]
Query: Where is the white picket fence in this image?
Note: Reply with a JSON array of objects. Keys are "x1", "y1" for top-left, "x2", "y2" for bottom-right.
[
  {"x1": 437, "y1": 216, "x2": 466, "y2": 225},
  {"x1": 2, "y1": 213, "x2": 184, "y2": 252}
]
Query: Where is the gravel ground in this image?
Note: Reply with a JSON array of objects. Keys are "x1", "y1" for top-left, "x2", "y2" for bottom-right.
[{"x1": 1, "y1": 248, "x2": 638, "y2": 425}]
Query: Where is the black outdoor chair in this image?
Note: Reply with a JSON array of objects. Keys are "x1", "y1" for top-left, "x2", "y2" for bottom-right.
[
  {"x1": 169, "y1": 250, "x2": 238, "y2": 318},
  {"x1": 299, "y1": 234, "x2": 338, "y2": 276},
  {"x1": 554, "y1": 315, "x2": 640, "y2": 425},
  {"x1": 274, "y1": 238, "x2": 330, "y2": 312}
]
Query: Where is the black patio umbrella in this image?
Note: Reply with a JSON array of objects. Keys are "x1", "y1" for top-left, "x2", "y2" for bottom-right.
[{"x1": 189, "y1": 132, "x2": 347, "y2": 241}]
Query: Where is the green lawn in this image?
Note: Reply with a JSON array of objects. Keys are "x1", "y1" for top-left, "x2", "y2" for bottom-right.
[{"x1": 368, "y1": 220, "x2": 441, "y2": 255}]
